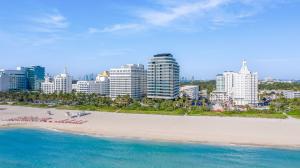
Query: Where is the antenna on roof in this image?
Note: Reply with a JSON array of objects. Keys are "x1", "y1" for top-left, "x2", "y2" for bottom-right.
[{"x1": 64, "y1": 66, "x2": 68, "y2": 74}]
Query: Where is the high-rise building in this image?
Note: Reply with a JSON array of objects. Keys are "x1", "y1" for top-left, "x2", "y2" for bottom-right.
[
  {"x1": 25, "y1": 66, "x2": 45, "y2": 91},
  {"x1": 147, "y1": 53, "x2": 180, "y2": 99},
  {"x1": 216, "y1": 74, "x2": 225, "y2": 92},
  {"x1": 223, "y1": 71, "x2": 235, "y2": 96},
  {"x1": 233, "y1": 61, "x2": 258, "y2": 105},
  {"x1": 41, "y1": 75, "x2": 54, "y2": 94},
  {"x1": 212, "y1": 61, "x2": 258, "y2": 106},
  {"x1": 54, "y1": 68, "x2": 72, "y2": 93},
  {"x1": 110, "y1": 64, "x2": 146, "y2": 99},
  {"x1": 96, "y1": 71, "x2": 110, "y2": 96},
  {"x1": 0, "y1": 66, "x2": 45, "y2": 91},
  {"x1": 0, "y1": 72, "x2": 9, "y2": 92},
  {"x1": 0, "y1": 69, "x2": 27, "y2": 91}
]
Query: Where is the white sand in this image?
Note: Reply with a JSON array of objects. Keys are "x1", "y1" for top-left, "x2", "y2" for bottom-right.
[{"x1": 1, "y1": 105, "x2": 300, "y2": 148}]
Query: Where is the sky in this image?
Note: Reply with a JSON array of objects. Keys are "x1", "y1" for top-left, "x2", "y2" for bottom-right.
[{"x1": 0, "y1": 0, "x2": 300, "y2": 80}]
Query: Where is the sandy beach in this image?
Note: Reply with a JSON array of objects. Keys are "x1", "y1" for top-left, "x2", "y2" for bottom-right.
[{"x1": 1, "y1": 105, "x2": 300, "y2": 148}]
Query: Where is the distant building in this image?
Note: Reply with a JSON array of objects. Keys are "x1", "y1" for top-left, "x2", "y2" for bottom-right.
[
  {"x1": 110, "y1": 64, "x2": 146, "y2": 99},
  {"x1": 95, "y1": 71, "x2": 110, "y2": 96},
  {"x1": 210, "y1": 91, "x2": 229, "y2": 104},
  {"x1": 41, "y1": 75, "x2": 54, "y2": 94},
  {"x1": 54, "y1": 69, "x2": 72, "y2": 93},
  {"x1": 200, "y1": 89, "x2": 208, "y2": 99},
  {"x1": 0, "y1": 66, "x2": 45, "y2": 91},
  {"x1": 0, "y1": 72, "x2": 9, "y2": 92},
  {"x1": 211, "y1": 61, "x2": 258, "y2": 106},
  {"x1": 147, "y1": 53, "x2": 180, "y2": 99},
  {"x1": 0, "y1": 69, "x2": 27, "y2": 91},
  {"x1": 75, "y1": 81, "x2": 100, "y2": 94},
  {"x1": 72, "y1": 84, "x2": 78, "y2": 91},
  {"x1": 283, "y1": 91, "x2": 300, "y2": 99},
  {"x1": 82, "y1": 73, "x2": 96, "y2": 81},
  {"x1": 25, "y1": 66, "x2": 45, "y2": 91},
  {"x1": 216, "y1": 74, "x2": 225, "y2": 92},
  {"x1": 42, "y1": 69, "x2": 72, "y2": 94},
  {"x1": 180, "y1": 85, "x2": 199, "y2": 100}
]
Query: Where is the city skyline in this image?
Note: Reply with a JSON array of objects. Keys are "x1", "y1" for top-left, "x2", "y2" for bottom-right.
[{"x1": 0, "y1": 0, "x2": 300, "y2": 79}]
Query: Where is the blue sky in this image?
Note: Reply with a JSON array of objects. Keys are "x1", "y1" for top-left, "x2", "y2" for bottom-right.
[{"x1": 0, "y1": 0, "x2": 300, "y2": 80}]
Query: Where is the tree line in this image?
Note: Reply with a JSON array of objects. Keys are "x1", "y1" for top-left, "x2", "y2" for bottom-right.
[{"x1": 0, "y1": 91, "x2": 208, "y2": 115}]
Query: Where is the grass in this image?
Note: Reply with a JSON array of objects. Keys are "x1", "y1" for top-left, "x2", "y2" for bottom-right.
[
  {"x1": 287, "y1": 110, "x2": 300, "y2": 119},
  {"x1": 189, "y1": 111, "x2": 287, "y2": 119},
  {"x1": 12, "y1": 102, "x2": 50, "y2": 108},
  {"x1": 4, "y1": 102, "x2": 288, "y2": 119},
  {"x1": 118, "y1": 109, "x2": 186, "y2": 115}
]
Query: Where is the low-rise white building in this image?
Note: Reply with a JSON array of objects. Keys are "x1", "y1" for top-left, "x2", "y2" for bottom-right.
[
  {"x1": 200, "y1": 89, "x2": 208, "y2": 99},
  {"x1": 75, "y1": 81, "x2": 100, "y2": 94},
  {"x1": 210, "y1": 91, "x2": 229, "y2": 104},
  {"x1": 283, "y1": 91, "x2": 300, "y2": 99},
  {"x1": 180, "y1": 85, "x2": 199, "y2": 100}
]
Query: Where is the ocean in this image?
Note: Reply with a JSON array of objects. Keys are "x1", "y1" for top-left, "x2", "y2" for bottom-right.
[{"x1": 0, "y1": 128, "x2": 299, "y2": 168}]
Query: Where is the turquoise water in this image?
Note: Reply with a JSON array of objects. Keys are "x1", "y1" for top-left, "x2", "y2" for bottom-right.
[{"x1": 0, "y1": 129, "x2": 300, "y2": 168}]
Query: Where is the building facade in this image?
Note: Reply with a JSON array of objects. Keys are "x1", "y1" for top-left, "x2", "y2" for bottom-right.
[
  {"x1": 212, "y1": 61, "x2": 258, "y2": 106},
  {"x1": 54, "y1": 70, "x2": 72, "y2": 94},
  {"x1": 41, "y1": 75, "x2": 54, "y2": 94},
  {"x1": 95, "y1": 71, "x2": 110, "y2": 96},
  {"x1": 75, "y1": 81, "x2": 100, "y2": 94},
  {"x1": 110, "y1": 64, "x2": 146, "y2": 99},
  {"x1": 216, "y1": 74, "x2": 225, "y2": 92},
  {"x1": 0, "y1": 69, "x2": 27, "y2": 91},
  {"x1": 147, "y1": 53, "x2": 180, "y2": 99},
  {"x1": 0, "y1": 72, "x2": 9, "y2": 92},
  {"x1": 283, "y1": 91, "x2": 300, "y2": 99},
  {"x1": 0, "y1": 65, "x2": 45, "y2": 91},
  {"x1": 233, "y1": 61, "x2": 258, "y2": 105},
  {"x1": 210, "y1": 91, "x2": 229, "y2": 104},
  {"x1": 180, "y1": 85, "x2": 199, "y2": 100},
  {"x1": 25, "y1": 66, "x2": 45, "y2": 91}
]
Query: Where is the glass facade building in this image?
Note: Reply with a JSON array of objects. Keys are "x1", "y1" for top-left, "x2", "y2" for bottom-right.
[
  {"x1": 147, "y1": 53, "x2": 180, "y2": 99},
  {"x1": 216, "y1": 74, "x2": 225, "y2": 92},
  {"x1": 25, "y1": 66, "x2": 45, "y2": 91},
  {"x1": 0, "y1": 69, "x2": 27, "y2": 91}
]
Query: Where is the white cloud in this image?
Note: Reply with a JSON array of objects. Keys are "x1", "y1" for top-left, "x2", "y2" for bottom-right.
[
  {"x1": 140, "y1": 0, "x2": 231, "y2": 26},
  {"x1": 100, "y1": 23, "x2": 142, "y2": 33},
  {"x1": 89, "y1": 23, "x2": 143, "y2": 34},
  {"x1": 138, "y1": 0, "x2": 290, "y2": 28},
  {"x1": 90, "y1": 0, "x2": 292, "y2": 33},
  {"x1": 88, "y1": 27, "x2": 100, "y2": 34},
  {"x1": 30, "y1": 10, "x2": 69, "y2": 33}
]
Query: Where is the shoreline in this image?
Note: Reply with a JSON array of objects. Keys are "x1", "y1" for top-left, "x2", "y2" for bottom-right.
[
  {"x1": 1, "y1": 105, "x2": 300, "y2": 149},
  {"x1": 2, "y1": 125, "x2": 300, "y2": 150}
]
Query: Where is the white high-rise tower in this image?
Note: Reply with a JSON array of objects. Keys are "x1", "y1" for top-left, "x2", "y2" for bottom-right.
[
  {"x1": 232, "y1": 61, "x2": 258, "y2": 105},
  {"x1": 213, "y1": 61, "x2": 258, "y2": 106},
  {"x1": 54, "y1": 68, "x2": 72, "y2": 93}
]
